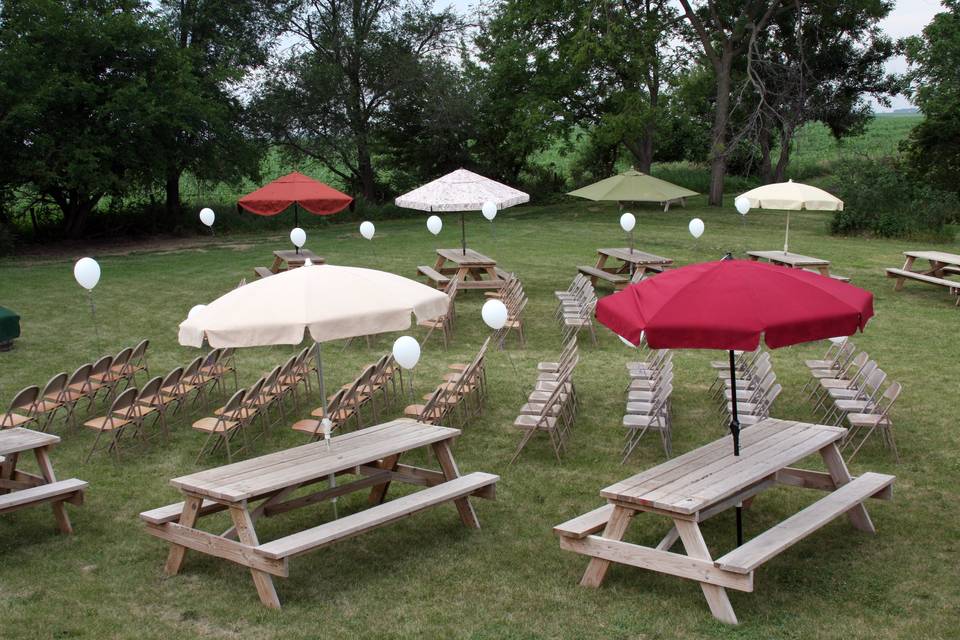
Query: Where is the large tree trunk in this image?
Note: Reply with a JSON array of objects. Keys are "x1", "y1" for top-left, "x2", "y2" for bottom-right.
[
  {"x1": 53, "y1": 189, "x2": 101, "y2": 239},
  {"x1": 355, "y1": 138, "x2": 376, "y2": 201},
  {"x1": 707, "y1": 52, "x2": 733, "y2": 206},
  {"x1": 165, "y1": 168, "x2": 182, "y2": 220},
  {"x1": 623, "y1": 134, "x2": 654, "y2": 173},
  {"x1": 758, "y1": 121, "x2": 773, "y2": 184},
  {"x1": 772, "y1": 125, "x2": 793, "y2": 182}
]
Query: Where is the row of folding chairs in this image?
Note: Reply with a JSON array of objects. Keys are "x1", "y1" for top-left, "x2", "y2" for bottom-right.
[
  {"x1": 554, "y1": 274, "x2": 598, "y2": 346},
  {"x1": 708, "y1": 348, "x2": 781, "y2": 427},
  {"x1": 293, "y1": 352, "x2": 403, "y2": 440},
  {"x1": 419, "y1": 277, "x2": 459, "y2": 348},
  {"x1": 490, "y1": 274, "x2": 528, "y2": 348},
  {"x1": 404, "y1": 338, "x2": 490, "y2": 427},
  {"x1": 803, "y1": 339, "x2": 902, "y2": 462},
  {"x1": 510, "y1": 337, "x2": 579, "y2": 464},
  {"x1": 622, "y1": 348, "x2": 673, "y2": 461},
  {"x1": 1, "y1": 340, "x2": 150, "y2": 433}
]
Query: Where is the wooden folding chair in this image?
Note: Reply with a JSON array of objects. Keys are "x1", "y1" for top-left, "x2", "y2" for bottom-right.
[
  {"x1": 86, "y1": 355, "x2": 115, "y2": 406},
  {"x1": 33, "y1": 372, "x2": 69, "y2": 432},
  {"x1": 83, "y1": 387, "x2": 138, "y2": 462},
  {"x1": 404, "y1": 386, "x2": 447, "y2": 425},
  {"x1": 134, "y1": 376, "x2": 172, "y2": 440},
  {"x1": 193, "y1": 389, "x2": 247, "y2": 463},
  {"x1": 419, "y1": 277, "x2": 459, "y2": 348},
  {"x1": 1, "y1": 386, "x2": 39, "y2": 429}
]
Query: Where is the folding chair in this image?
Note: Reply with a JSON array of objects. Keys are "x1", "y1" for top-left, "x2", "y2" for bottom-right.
[
  {"x1": 510, "y1": 381, "x2": 567, "y2": 464},
  {"x1": 623, "y1": 381, "x2": 673, "y2": 461},
  {"x1": 1, "y1": 386, "x2": 39, "y2": 429},
  {"x1": 844, "y1": 381, "x2": 902, "y2": 463},
  {"x1": 292, "y1": 387, "x2": 354, "y2": 439},
  {"x1": 33, "y1": 372, "x2": 69, "y2": 432},
  {"x1": 83, "y1": 387, "x2": 138, "y2": 462},
  {"x1": 419, "y1": 277, "x2": 459, "y2": 348},
  {"x1": 193, "y1": 389, "x2": 247, "y2": 463},
  {"x1": 134, "y1": 376, "x2": 172, "y2": 440}
]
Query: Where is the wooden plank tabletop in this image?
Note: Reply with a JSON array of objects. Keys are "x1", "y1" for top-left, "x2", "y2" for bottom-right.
[
  {"x1": 903, "y1": 250, "x2": 960, "y2": 265},
  {"x1": 273, "y1": 249, "x2": 324, "y2": 264},
  {"x1": 171, "y1": 419, "x2": 460, "y2": 503},
  {"x1": 436, "y1": 248, "x2": 496, "y2": 266},
  {"x1": 747, "y1": 251, "x2": 830, "y2": 267},
  {"x1": 0, "y1": 427, "x2": 60, "y2": 456},
  {"x1": 598, "y1": 248, "x2": 673, "y2": 265},
  {"x1": 601, "y1": 419, "x2": 845, "y2": 515}
]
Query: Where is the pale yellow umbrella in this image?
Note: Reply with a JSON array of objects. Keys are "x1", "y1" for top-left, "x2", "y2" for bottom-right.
[{"x1": 736, "y1": 179, "x2": 843, "y2": 253}]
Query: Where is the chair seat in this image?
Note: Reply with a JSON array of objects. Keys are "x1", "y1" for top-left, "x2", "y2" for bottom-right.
[
  {"x1": 847, "y1": 413, "x2": 887, "y2": 427},
  {"x1": 622, "y1": 414, "x2": 666, "y2": 429},
  {"x1": 33, "y1": 399, "x2": 64, "y2": 413},
  {"x1": 191, "y1": 417, "x2": 238, "y2": 433},
  {"x1": 513, "y1": 414, "x2": 557, "y2": 430},
  {"x1": 310, "y1": 406, "x2": 354, "y2": 421},
  {"x1": 291, "y1": 419, "x2": 333, "y2": 435},
  {"x1": 804, "y1": 359, "x2": 837, "y2": 370},
  {"x1": 122, "y1": 405, "x2": 157, "y2": 419},
  {"x1": 1, "y1": 412, "x2": 35, "y2": 428},
  {"x1": 84, "y1": 416, "x2": 130, "y2": 431},
  {"x1": 819, "y1": 378, "x2": 855, "y2": 388}
]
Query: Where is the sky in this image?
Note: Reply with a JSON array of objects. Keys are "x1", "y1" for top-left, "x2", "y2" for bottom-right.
[{"x1": 444, "y1": 0, "x2": 943, "y2": 111}]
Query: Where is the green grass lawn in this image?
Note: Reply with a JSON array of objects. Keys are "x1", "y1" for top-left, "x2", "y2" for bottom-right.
[{"x1": 1, "y1": 198, "x2": 959, "y2": 639}]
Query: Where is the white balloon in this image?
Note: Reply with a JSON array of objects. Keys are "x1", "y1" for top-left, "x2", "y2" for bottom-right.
[
  {"x1": 734, "y1": 196, "x2": 751, "y2": 216},
  {"x1": 620, "y1": 212, "x2": 636, "y2": 232},
  {"x1": 392, "y1": 336, "x2": 421, "y2": 370},
  {"x1": 481, "y1": 299, "x2": 509, "y2": 330},
  {"x1": 290, "y1": 227, "x2": 306, "y2": 248},
  {"x1": 481, "y1": 201, "x2": 498, "y2": 221},
  {"x1": 427, "y1": 215, "x2": 442, "y2": 235},
  {"x1": 688, "y1": 218, "x2": 705, "y2": 239},
  {"x1": 187, "y1": 304, "x2": 206, "y2": 319},
  {"x1": 73, "y1": 257, "x2": 101, "y2": 291},
  {"x1": 199, "y1": 207, "x2": 215, "y2": 227},
  {"x1": 359, "y1": 221, "x2": 375, "y2": 240}
]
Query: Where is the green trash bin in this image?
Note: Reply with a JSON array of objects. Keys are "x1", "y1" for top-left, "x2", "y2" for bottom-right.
[{"x1": 0, "y1": 306, "x2": 21, "y2": 350}]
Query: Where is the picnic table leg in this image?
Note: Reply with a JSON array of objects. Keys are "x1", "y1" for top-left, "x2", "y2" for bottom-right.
[
  {"x1": 33, "y1": 446, "x2": 72, "y2": 534},
  {"x1": 433, "y1": 254, "x2": 446, "y2": 271},
  {"x1": 431, "y1": 440, "x2": 480, "y2": 529},
  {"x1": 270, "y1": 255, "x2": 283, "y2": 274},
  {"x1": 228, "y1": 505, "x2": 281, "y2": 609},
  {"x1": 580, "y1": 505, "x2": 634, "y2": 588},
  {"x1": 819, "y1": 443, "x2": 876, "y2": 534},
  {"x1": 368, "y1": 453, "x2": 401, "y2": 505},
  {"x1": 164, "y1": 494, "x2": 203, "y2": 576},
  {"x1": 674, "y1": 519, "x2": 738, "y2": 625},
  {"x1": 818, "y1": 266, "x2": 831, "y2": 277},
  {"x1": 0, "y1": 452, "x2": 18, "y2": 495},
  {"x1": 895, "y1": 256, "x2": 916, "y2": 290}
]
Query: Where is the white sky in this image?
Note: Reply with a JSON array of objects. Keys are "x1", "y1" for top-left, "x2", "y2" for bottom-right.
[{"x1": 443, "y1": 0, "x2": 943, "y2": 110}]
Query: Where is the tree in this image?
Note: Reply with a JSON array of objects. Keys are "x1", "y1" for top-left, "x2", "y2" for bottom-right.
[
  {"x1": 903, "y1": 0, "x2": 960, "y2": 194},
  {"x1": 155, "y1": 0, "x2": 295, "y2": 217},
  {"x1": 749, "y1": 0, "x2": 896, "y2": 183},
  {"x1": 0, "y1": 0, "x2": 194, "y2": 237},
  {"x1": 677, "y1": 0, "x2": 787, "y2": 204},
  {"x1": 254, "y1": 0, "x2": 462, "y2": 201}
]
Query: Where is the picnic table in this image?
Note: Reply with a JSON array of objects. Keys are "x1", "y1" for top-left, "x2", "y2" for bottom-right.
[
  {"x1": 420, "y1": 248, "x2": 508, "y2": 290},
  {"x1": 554, "y1": 418, "x2": 894, "y2": 625},
  {"x1": 140, "y1": 419, "x2": 498, "y2": 609},
  {"x1": 578, "y1": 248, "x2": 673, "y2": 289},
  {"x1": 0, "y1": 428, "x2": 87, "y2": 534},
  {"x1": 885, "y1": 250, "x2": 960, "y2": 304},
  {"x1": 747, "y1": 250, "x2": 832, "y2": 275},
  {"x1": 271, "y1": 248, "x2": 324, "y2": 273}
]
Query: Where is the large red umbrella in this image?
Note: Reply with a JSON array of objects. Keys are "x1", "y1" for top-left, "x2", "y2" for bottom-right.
[
  {"x1": 237, "y1": 172, "x2": 353, "y2": 227},
  {"x1": 596, "y1": 257, "x2": 874, "y2": 543}
]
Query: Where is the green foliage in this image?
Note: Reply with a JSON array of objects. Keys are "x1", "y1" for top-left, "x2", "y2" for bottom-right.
[
  {"x1": 902, "y1": 0, "x2": 960, "y2": 194},
  {"x1": 830, "y1": 156, "x2": 958, "y2": 239}
]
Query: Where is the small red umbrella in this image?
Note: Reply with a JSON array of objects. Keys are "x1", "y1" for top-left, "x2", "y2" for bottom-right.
[
  {"x1": 237, "y1": 171, "x2": 353, "y2": 227},
  {"x1": 596, "y1": 257, "x2": 874, "y2": 543}
]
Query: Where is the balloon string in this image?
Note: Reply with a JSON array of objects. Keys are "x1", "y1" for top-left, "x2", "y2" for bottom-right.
[{"x1": 87, "y1": 290, "x2": 102, "y2": 354}]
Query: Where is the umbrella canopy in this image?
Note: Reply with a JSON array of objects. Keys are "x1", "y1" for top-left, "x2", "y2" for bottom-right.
[
  {"x1": 394, "y1": 169, "x2": 529, "y2": 252},
  {"x1": 237, "y1": 172, "x2": 353, "y2": 226},
  {"x1": 179, "y1": 264, "x2": 449, "y2": 348},
  {"x1": 737, "y1": 179, "x2": 843, "y2": 253},
  {"x1": 596, "y1": 258, "x2": 874, "y2": 545},
  {"x1": 568, "y1": 170, "x2": 698, "y2": 203}
]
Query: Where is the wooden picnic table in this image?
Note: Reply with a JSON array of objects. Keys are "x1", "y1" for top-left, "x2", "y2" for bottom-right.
[
  {"x1": 140, "y1": 419, "x2": 498, "y2": 609},
  {"x1": 554, "y1": 418, "x2": 894, "y2": 625},
  {"x1": 885, "y1": 251, "x2": 960, "y2": 304},
  {"x1": 579, "y1": 247, "x2": 673, "y2": 289},
  {"x1": 271, "y1": 248, "x2": 324, "y2": 273},
  {"x1": 0, "y1": 428, "x2": 87, "y2": 534},
  {"x1": 426, "y1": 247, "x2": 508, "y2": 290},
  {"x1": 747, "y1": 250, "x2": 832, "y2": 276}
]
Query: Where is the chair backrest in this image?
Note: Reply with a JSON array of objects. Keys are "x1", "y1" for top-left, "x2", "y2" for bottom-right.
[
  {"x1": 67, "y1": 363, "x2": 93, "y2": 390},
  {"x1": 182, "y1": 356, "x2": 203, "y2": 383},
  {"x1": 861, "y1": 368, "x2": 887, "y2": 400},
  {"x1": 340, "y1": 375, "x2": 364, "y2": 412},
  {"x1": 843, "y1": 351, "x2": 869, "y2": 376},
  {"x1": 3, "y1": 386, "x2": 39, "y2": 426},
  {"x1": 137, "y1": 377, "x2": 163, "y2": 404},
  {"x1": 419, "y1": 387, "x2": 445, "y2": 423},
  {"x1": 109, "y1": 387, "x2": 139, "y2": 420},
  {"x1": 40, "y1": 372, "x2": 68, "y2": 401},
  {"x1": 201, "y1": 348, "x2": 222, "y2": 369},
  {"x1": 279, "y1": 355, "x2": 297, "y2": 383},
  {"x1": 130, "y1": 339, "x2": 149, "y2": 366},
  {"x1": 851, "y1": 360, "x2": 878, "y2": 388},
  {"x1": 112, "y1": 347, "x2": 133, "y2": 368},
  {"x1": 218, "y1": 347, "x2": 236, "y2": 370},
  {"x1": 833, "y1": 341, "x2": 856, "y2": 369},
  {"x1": 263, "y1": 365, "x2": 281, "y2": 391},
  {"x1": 875, "y1": 381, "x2": 901, "y2": 418},
  {"x1": 763, "y1": 383, "x2": 783, "y2": 412},
  {"x1": 218, "y1": 389, "x2": 246, "y2": 420},
  {"x1": 91, "y1": 355, "x2": 113, "y2": 378},
  {"x1": 244, "y1": 377, "x2": 266, "y2": 405},
  {"x1": 161, "y1": 367, "x2": 183, "y2": 391}
]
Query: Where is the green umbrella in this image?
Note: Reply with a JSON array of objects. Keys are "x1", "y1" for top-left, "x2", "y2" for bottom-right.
[{"x1": 568, "y1": 169, "x2": 698, "y2": 210}]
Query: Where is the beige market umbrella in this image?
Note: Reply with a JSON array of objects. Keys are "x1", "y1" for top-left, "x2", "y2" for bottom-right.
[
  {"x1": 568, "y1": 169, "x2": 698, "y2": 209},
  {"x1": 737, "y1": 179, "x2": 843, "y2": 253},
  {"x1": 394, "y1": 169, "x2": 529, "y2": 254}
]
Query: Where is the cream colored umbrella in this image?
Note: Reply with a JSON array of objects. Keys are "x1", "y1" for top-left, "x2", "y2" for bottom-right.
[
  {"x1": 737, "y1": 179, "x2": 843, "y2": 253},
  {"x1": 394, "y1": 168, "x2": 529, "y2": 254}
]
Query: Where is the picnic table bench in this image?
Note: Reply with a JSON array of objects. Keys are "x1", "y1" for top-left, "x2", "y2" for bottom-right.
[
  {"x1": 417, "y1": 264, "x2": 451, "y2": 289},
  {"x1": 0, "y1": 428, "x2": 87, "y2": 534},
  {"x1": 886, "y1": 251, "x2": 960, "y2": 304},
  {"x1": 578, "y1": 248, "x2": 672, "y2": 290},
  {"x1": 554, "y1": 418, "x2": 894, "y2": 625},
  {"x1": 140, "y1": 419, "x2": 498, "y2": 609}
]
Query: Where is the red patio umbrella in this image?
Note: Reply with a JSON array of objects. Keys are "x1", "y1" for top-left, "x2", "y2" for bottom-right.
[
  {"x1": 237, "y1": 171, "x2": 353, "y2": 227},
  {"x1": 596, "y1": 257, "x2": 874, "y2": 543}
]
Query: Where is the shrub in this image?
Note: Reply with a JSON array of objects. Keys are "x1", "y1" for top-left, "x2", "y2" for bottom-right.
[{"x1": 829, "y1": 156, "x2": 958, "y2": 240}]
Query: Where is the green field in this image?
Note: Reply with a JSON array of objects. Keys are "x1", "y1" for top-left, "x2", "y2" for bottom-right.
[{"x1": 1, "y1": 195, "x2": 958, "y2": 639}]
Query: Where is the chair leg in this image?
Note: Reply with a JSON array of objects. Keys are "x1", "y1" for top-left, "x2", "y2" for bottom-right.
[{"x1": 509, "y1": 429, "x2": 537, "y2": 465}]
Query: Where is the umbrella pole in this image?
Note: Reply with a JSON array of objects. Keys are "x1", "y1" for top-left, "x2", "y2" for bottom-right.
[
  {"x1": 728, "y1": 349, "x2": 743, "y2": 546},
  {"x1": 460, "y1": 211, "x2": 466, "y2": 255},
  {"x1": 784, "y1": 212, "x2": 790, "y2": 254},
  {"x1": 315, "y1": 341, "x2": 338, "y2": 520}
]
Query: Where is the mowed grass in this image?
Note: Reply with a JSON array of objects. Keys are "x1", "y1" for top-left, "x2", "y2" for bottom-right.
[{"x1": 1, "y1": 198, "x2": 959, "y2": 639}]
